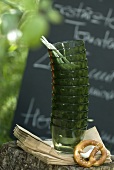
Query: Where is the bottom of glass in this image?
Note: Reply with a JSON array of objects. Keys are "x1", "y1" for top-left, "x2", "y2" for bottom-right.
[
  {"x1": 52, "y1": 134, "x2": 85, "y2": 154},
  {"x1": 54, "y1": 144, "x2": 74, "y2": 154},
  {"x1": 51, "y1": 123, "x2": 86, "y2": 154},
  {"x1": 53, "y1": 137, "x2": 82, "y2": 154}
]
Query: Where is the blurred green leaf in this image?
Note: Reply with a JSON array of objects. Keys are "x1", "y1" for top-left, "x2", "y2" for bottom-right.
[
  {"x1": 38, "y1": 0, "x2": 62, "y2": 24},
  {"x1": 0, "y1": 0, "x2": 20, "y2": 11},
  {"x1": 20, "y1": 0, "x2": 38, "y2": 11},
  {"x1": 47, "y1": 9, "x2": 63, "y2": 24},
  {"x1": 38, "y1": 0, "x2": 52, "y2": 10},
  {"x1": 8, "y1": 44, "x2": 17, "y2": 51},
  {"x1": 0, "y1": 36, "x2": 8, "y2": 57},
  {"x1": 1, "y1": 10, "x2": 21, "y2": 34},
  {"x1": 21, "y1": 14, "x2": 49, "y2": 47},
  {"x1": 0, "y1": 0, "x2": 62, "y2": 52}
]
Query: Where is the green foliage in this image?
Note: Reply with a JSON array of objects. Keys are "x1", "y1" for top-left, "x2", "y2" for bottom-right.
[
  {"x1": 0, "y1": 48, "x2": 28, "y2": 145},
  {"x1": 21, "y1": 14, "x2": 49, "y2": 47},
  {"x1": 0, "y1": 0, "x2": 62, "y2": 146},
  {"x1": 0, "y1": 0, "x2": 62, "y2": 56}
]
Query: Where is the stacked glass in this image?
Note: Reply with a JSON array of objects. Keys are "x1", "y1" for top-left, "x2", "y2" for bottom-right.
[{"x1": 48, "y1": 40, "x2": 89, "y2": 153}]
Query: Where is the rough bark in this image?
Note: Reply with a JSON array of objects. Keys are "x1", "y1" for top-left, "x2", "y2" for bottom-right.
[{"x1": 0, "y1": 141, "x2": 114, "y2": 170}]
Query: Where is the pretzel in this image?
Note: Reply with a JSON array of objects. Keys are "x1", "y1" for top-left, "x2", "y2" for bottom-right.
[{"x1": 74, "y1": 140, "x2": 107, "y2": 168}]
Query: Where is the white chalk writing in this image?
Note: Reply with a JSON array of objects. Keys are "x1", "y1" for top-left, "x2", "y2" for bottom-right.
[
  {"x1": 89, "y1": 86, "x2": 114, "y2": 100},
  {"x1": 101, "y1": 131, "x2": 114, "y2": 145},
  {"x1": 33, "y1": 53, "x2": 50, "y2": 70},
  {"x1": 55, "y1": 3, "x2": 114, "y2": 30},
  {"x1": 74, "y1": 25, "x2": 114, "y2": 50},
  {"x1": 101, "y1": 131, "x2": 114, "y2": 154},
  {"x1": 89, "y1": 69, "x2": 114, "y2": 83},
  {"x1": 54, "y1": 3, "x2": 114, "y2": 50},
  {"x1": 21, "y1": 98, "x2": 50, "y2": 131}
]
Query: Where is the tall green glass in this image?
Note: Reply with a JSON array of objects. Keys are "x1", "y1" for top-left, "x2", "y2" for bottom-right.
[{"x1": 48, "y1": 40, "x2": 89, "y2": 153}]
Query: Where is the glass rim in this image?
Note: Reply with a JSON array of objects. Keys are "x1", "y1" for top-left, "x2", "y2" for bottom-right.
[
  {"x1": 51, "y1": 67, "x2": 88, "y2": 72},
  {"x1": 51, "y1": 66, "x2": 89, "y2": 71},
  {"x1": 52, "y1": 101, "x2": 89, "y2": 105},
  {"x1": 53, "y1": 84, "x2": 90, "y2": 87},
  {"x1": 51, "y1": 59, "x2": 88, "y2": 63},
  {"x1": 52, "y1": 109, "x2": 89, "y2": 113},
  {"x1": 51, "y1": 117, "x2": 88, "y2": 121},
  {"x1": 52, "y1": 76, "x2": 89, "y2": 80},
  {"x1": 49, "y1": 48, "x2": 86, "y2": 54},
  {"x1": 52, "y1": 94, "x2": 89, "y2": 98},
  {"x1": 50, "y1": 122, "x2": 87, "y2": 130},
  {"x1": 52, "y1": 92, "x2": 89, "y2": 97},
  {"x1": 51, "y1": 116, "x2": 88, "y2": 121},
  {"x1": 53, "y1": 39, "x2": 85, "y2": 49}
]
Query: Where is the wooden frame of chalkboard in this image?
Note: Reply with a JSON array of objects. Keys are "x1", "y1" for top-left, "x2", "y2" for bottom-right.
[{"x1": 11, "y1": 0, "x2": 114, "y2": 154}]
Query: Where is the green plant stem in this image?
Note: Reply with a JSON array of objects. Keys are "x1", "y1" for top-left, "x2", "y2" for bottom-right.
[{"x1": 0, "y1": 0, "x2": 20, "y2": 10}]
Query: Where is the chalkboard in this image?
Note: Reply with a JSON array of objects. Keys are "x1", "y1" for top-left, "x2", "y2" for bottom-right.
[{"x1": 11, "y1": 0, "x2": 114, "y2": 154}]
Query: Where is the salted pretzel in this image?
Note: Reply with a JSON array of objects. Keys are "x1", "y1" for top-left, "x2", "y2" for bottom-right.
[{"x1": 74, "y1": 140, "x2": 107, "y2": 168}]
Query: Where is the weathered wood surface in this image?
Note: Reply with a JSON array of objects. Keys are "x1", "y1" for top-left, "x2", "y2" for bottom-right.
[{"x1": 0, "y1": 141, "x2": 114, "y2": 170}]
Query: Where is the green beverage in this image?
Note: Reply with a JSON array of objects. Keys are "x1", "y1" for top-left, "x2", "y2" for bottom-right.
[
  {"x1": 52, "y1": 102, "x2": 89, "y2": 112},
  {"x1": 51, "y1": 61, "x2": 88, "y2": 70},
  {"x1": 52, "y1": 85, "x2": 89, "y2": 95},
  {"x1": 54, "y1": 40, "x2": 85, "y2": 54},
  {"x1": 65, "y1": 50, "x2": 86, "y2": 62},
  {"x1": 52, "y1": 77, "x2": 89, "y2": 86},
  {"x1": 52, "y1": 69, "x2": 89, "y2": 78},
  {"x1": 51, "y1": 117, "x2": 88, "y2": 129},
  {"x1": 52, "y1": 94, "x2": 89, "y2": 104},
  {"x1": 48, "y1": 40, "x2": 89, "y2": 153},
  {"x1": 50, "y1": 123, "x2": 86, "y2": 153},
  {"x1": 51, "y1": 110, "x2": 88, "y2": 120}
]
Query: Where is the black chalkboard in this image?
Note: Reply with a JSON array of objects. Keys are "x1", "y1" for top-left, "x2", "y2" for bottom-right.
[{"x1": 11, "y1": 0, "x2": 114, "y2": 154}]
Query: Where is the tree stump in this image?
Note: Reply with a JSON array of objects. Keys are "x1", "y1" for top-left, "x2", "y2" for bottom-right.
[{"x1": 0, "y1": 141, "x2": 114, "y2": 170}]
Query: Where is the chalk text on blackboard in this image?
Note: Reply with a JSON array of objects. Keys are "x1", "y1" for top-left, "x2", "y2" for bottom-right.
[
  {"x1": 33, "y1": 53, "x2": 50, "y2": 70},
  {"x1": 55, "y1": 3, "x2": 114, "y2": 50},
  {"x1": 65, "y1": 19, "x2": 114, "y2": 50},
  {"x1": 74, "y1": 25, "x2": 114, "y2": 50},
  {"x1": 89, "y1": 69, "x2": 114, "y2": 83},
  {"x1": 89, "y1": 87, "x2": 114, "y2": 100},
  {"x1": 101, "y1": 130, "x2": 114, "y2": 154},
  {"x1": 101, "y1": 130, "x2": 114, "y2": 145},
  {"x1": 21, "y1": 98, "x2": 50, "y2": 130},
  {"x1": 55, "y1": 3, "x2": 114, "y2": 30}
]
